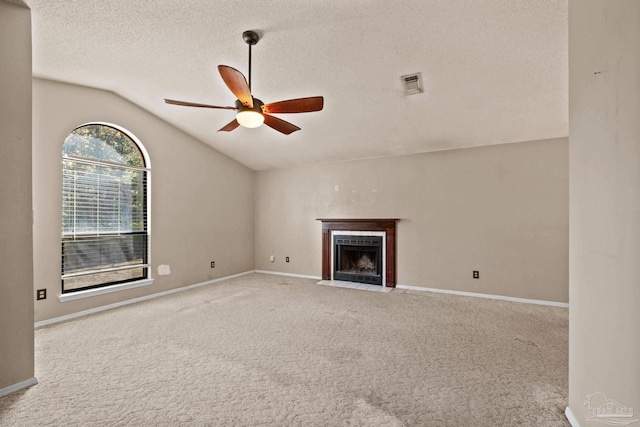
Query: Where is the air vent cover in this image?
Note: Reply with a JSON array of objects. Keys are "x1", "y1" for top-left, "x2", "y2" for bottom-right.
[{"x1": 401, "y1": 72, "x2": 423, "y2": 95}]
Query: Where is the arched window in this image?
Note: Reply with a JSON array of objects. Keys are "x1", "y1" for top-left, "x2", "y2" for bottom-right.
[{"x1": 61, "y1": 123, "x2": 150, "y2": 294}]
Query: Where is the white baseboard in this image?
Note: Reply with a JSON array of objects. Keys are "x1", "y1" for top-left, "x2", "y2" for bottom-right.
[
  {"x1": 255, "y1": 270, "x2": 322, "y2": 280},
  {"x1": 395, "y1": 284, "x2": 569, "y2": 308},
  {"x1": 35, "y1": 271, "x2": 566, "y2": 328},
  {"x1": 34, "y1": 270, "x2": 255, "y2": 329},
  {"x1": 565, "y1": 406, "x2": 581, "y2": 427},
  {"x1": 0, "y1": 377, "x2": 38, "y2": 398}
]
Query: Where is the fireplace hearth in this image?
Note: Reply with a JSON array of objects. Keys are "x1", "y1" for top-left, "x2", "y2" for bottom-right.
[{"x1": 334, "y1": 235, "x2": 383, "y2": 285}]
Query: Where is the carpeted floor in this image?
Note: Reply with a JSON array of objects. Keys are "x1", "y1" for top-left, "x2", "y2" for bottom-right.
[{"x1": 0, "y1": 273, "x2": 569, "y2": 426}]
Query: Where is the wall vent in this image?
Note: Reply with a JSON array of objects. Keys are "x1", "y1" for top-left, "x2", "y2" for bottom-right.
[{"x1": 401, "y1": 72, "x2": 423, "y2": 95}]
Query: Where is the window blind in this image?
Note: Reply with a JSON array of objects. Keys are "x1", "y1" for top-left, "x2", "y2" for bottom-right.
[{"x1": 61, "y1": 156, "x2": 148, "y2": 292}]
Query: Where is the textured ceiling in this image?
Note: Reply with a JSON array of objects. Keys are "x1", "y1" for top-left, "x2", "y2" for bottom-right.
[{"x1": 25, "y1": 0, "x2": 567, "y2": 171}]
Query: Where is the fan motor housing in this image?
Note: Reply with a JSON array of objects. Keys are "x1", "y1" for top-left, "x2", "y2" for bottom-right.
[{"x1": 236, "y1": 97, "x2": 264, "y2": 113}]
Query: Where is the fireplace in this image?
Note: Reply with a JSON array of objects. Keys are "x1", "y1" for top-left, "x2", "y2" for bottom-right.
[
  {"x1": 317, "y1": 218, "x2": 398, "y2": 287},
  {"x1": 333, "y1": 235, "x2": 383, "y2": 285}
]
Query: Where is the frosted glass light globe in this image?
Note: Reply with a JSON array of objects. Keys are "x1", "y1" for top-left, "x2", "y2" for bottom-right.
[{"x1": 236, "y1": 110, "x2": 264, "y2": 128}]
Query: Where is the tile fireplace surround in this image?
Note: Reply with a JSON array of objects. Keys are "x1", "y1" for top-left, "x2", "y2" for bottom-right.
[{"x1": 317, "y1": 218, "x2": 398, "y2": 287}]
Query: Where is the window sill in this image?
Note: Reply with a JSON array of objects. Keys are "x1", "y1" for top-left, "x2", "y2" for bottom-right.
[{"x1": 58, "y1": 278, "x2": 154, "y2": 302}]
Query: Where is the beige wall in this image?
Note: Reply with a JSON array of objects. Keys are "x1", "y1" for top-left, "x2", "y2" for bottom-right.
[
  {"x1": 568, "y1": 1, "x2": 640, "y2": 424},
  {"x1": 33, "y1": 78, "x2": 254, "y2": 322},
  {"x1": 255, "y1": 138, "x2": 569, "y2": 303},
  {"x1": 0, "y1": 0, "x2": 34, "y2": 390}
]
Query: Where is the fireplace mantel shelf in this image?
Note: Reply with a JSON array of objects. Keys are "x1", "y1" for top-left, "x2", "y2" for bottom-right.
[
  {"x1": 316, "y1": 218, "x2": 400, "y2": 222},
  {"x1": 317, "y1": 218, "x2": 398, "y2": 287}
]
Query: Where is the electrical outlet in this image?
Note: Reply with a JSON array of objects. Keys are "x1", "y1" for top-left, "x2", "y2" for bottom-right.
[
  {"x1": 269, "y1": 255, "x2": 275, "y2": 262},
  {"x1": 36, "y1": 289, "x2": 47, "y2": 300},
  {"x1": 211, "y1": 261, "x2": 215, "y2": 268},
  {"x1": 286, "y1": 257, "x2": 290, "y2": 263},
  {"x1": 473, "y1": 271, "x2": 479, "y2": 279}
]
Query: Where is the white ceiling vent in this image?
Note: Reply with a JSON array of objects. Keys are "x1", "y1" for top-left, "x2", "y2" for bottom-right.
[{"x1": 401, "y1": 73, "x2": 423, "y2": 95}]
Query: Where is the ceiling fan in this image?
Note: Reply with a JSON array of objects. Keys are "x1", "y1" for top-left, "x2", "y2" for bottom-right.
[{"x1": 164, "y1": 30, "x2": 324, "y2": 135}]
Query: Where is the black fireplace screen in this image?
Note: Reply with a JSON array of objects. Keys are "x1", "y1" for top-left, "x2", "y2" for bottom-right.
[{"x1": 333, "y1": 235, "x2": 383, "y2": 285}]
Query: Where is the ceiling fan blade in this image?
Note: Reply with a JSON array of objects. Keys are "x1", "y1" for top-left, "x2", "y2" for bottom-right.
[
  {"x1": 263, "y1": 114, "x2": 301, "y2": 135},
  {"x1": 165, "y1": 99, "x2": 237, "y2": 110},
  {"x1": 262, "y1": 96, "x2": 324, "y2": 114},
  {"x1": 218, "y1": 65, "x2": 253, "y2": 108},
  {"x1": 218, "y1": 119, "x2": 240, "y2": 132}
]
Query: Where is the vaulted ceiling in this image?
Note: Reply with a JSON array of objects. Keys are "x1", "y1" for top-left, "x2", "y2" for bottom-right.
[{"x1": 25, "y1": 0, "x2": 567, "y2": 170}]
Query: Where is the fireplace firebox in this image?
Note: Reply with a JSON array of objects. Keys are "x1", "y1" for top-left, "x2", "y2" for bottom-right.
[{"x1": 333, "y1": 235, "x2": 383, "y2": 285}]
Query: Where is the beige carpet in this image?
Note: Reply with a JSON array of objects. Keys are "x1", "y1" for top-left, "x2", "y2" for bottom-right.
[{"x1": 0, "y1": 273, "x2": 569, "y2": 426}]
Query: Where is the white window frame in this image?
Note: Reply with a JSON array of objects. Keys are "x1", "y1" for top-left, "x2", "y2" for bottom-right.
[{"x1": 59, "y1": 122, "x2": 153, "y2": 301}]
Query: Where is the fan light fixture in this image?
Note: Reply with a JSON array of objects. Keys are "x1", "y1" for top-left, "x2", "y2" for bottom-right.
[{"x1": 236, "y1": 110, "x2": 264, "y2": 128}]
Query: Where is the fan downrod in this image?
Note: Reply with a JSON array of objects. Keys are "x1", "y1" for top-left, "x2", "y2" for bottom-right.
[{"x1": 242, "y1": 30, "x2": 259, "y2": 45}]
